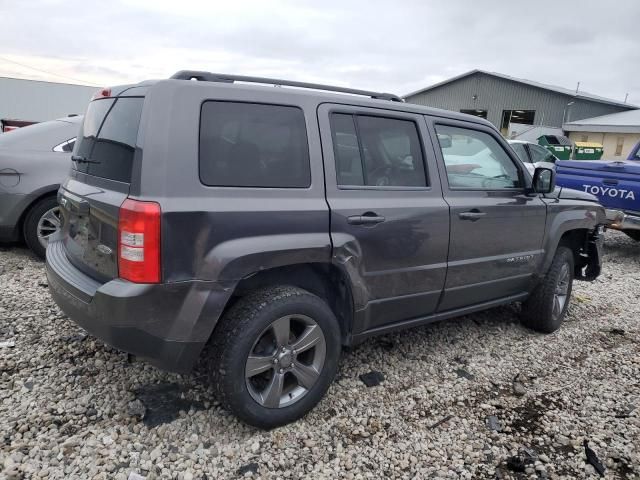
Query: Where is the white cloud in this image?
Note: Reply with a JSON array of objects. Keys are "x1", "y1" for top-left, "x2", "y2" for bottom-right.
[{"x1": 0, "y1": 0, "x2": 639, "y2": 103}]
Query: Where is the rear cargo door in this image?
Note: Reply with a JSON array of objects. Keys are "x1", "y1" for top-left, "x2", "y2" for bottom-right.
[
  {"x1": 58, "y1": 95, "x2": 144, "y2": 281},
  {"x1": 556, "y1": 160, "x2": 640, "y2": 212}
]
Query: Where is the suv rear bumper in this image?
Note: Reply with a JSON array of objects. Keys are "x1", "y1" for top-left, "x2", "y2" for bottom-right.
[{"x1": 45, "y1": 239, "x2": 230, "y2": 373}]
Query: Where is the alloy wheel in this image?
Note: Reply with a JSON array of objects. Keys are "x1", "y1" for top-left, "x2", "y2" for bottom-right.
[
  {"x1": 37, "y1": 206, "x2": 62, "y2": 249},
  {"x1": 552, "y1": 262, "x2": 570, "y2": 320},
  {"x1": 245, "y1": 314, "x2": 326, "y2": 409}
]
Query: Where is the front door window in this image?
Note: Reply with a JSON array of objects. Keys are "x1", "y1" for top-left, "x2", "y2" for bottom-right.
[{"x1": 435, "y1": 125, "x2": 522, "y2": 190}]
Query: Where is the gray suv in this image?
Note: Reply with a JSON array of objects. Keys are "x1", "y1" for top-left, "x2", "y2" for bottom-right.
[{"x1": 46, "y1": 71, "x2": 605, "y2": 428}]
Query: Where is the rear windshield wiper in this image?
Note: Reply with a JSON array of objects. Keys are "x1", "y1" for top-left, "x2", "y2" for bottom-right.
[{"x1": 71, "y1": 155, "x2": 100, "y2": 164}]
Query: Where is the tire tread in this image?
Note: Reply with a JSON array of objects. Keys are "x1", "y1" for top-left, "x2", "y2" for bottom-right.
[
  {"x1": 207, "y1": 285, "x2": 338, "y2": 428},
  {"x1": 521, "y1": 246, "x2": 574, "y2": 333},
  {"x1": 23, "y1": 196, "x2": 58, "y2": 259}
]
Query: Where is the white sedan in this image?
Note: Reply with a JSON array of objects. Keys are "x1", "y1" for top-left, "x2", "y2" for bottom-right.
[{"x1": 508, "y1": 140, "x2": 558, "y2": 175}]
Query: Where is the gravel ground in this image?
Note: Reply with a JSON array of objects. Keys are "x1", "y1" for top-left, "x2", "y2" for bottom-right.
[{"x1": 1, "y1": 231, "x2": 639, "y2": 480}]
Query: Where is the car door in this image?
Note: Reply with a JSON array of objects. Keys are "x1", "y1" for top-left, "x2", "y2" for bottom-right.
[
  {"x1": 318, "y1": 104, "x2": 449, "y2": 334},
  {"x1": 427, "y1": 118, "x2": 547, "y2": 312}
]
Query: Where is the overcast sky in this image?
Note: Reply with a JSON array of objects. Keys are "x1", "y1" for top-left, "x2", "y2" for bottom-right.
[{"x1": 1, "y1": 0, "x2": 639, "y2": 103}]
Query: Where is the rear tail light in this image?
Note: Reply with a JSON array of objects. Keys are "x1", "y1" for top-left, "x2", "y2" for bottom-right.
[{"x1": 118, "y1": 198, "x2": 161, "y2": 283}]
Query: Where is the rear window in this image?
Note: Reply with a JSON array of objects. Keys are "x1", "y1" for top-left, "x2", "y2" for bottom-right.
[
  {"x1": 199, "y1": 101, "x2": 311, "y2": 188},
  {"x1": 73, "y1": 97, "x2": 144, "y2": 183}
]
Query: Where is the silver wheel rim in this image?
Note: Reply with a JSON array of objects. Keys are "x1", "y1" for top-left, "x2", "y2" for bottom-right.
[
  {"x1": 36, "y1": 206, "x2": 62, "y2": 249},
  {"x1": 245, "y1": 314, "x2": 326, "y2": 409},
  {"x1": 552, "y1": 263, "x2": 570, "y2": 320}
]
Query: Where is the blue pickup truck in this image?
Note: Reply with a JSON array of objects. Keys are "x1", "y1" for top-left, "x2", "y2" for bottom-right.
[{"x1": 556, "y1": 141, "x2": 640, "y2": 241}]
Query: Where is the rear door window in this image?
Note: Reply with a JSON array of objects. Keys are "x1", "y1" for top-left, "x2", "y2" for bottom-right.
[
  {"x1": 330, "y1": 114, "x2": 364, "y2": 186},
  {"x1": 330, "y1": 113, "x2": 427, "y2": 187},
  {"x1": 199, "y1": 101, "x2": 311, "y2": 188},
  {"x1": 73, "y1": 97, "x2": 144, "y2": 183},
  {"x1": 53, "y1": 138, "x2": 76, "y2": 153}
]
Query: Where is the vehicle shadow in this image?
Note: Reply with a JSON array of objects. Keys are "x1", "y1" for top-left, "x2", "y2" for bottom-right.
[{"x1": 0, "y1": 242, "x2": 41, "y2": 260}]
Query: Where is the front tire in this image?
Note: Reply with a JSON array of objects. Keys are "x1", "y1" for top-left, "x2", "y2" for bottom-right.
[
  {"x1": 23, "y1": 196, "x2": 61, "y2": 259},
  {"x1": 208, "y1": 286, "x2": 341, "y2": 429},
  {"x1": 521, "y1": 246, "x2": 574, "y2": 333}
]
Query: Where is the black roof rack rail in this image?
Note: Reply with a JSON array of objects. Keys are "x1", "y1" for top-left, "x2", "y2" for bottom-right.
[{"x1": 170, "y1": 70, "x2": 403, "y2": 102}]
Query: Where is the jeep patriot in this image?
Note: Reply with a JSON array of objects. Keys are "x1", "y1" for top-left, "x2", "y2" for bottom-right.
[{"x1": 46, "y1": 71, "x2": 606, "y2": 428}]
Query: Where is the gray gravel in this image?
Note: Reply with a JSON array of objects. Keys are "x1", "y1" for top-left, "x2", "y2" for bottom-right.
[{"x1": 1, "y1": 231, "x2": 639, "y2": 479}]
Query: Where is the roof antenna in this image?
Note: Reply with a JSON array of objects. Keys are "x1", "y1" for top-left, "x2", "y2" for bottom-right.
[
  {"x1": 575, "y1": 81, "x2": 580, "y2": 94},
  {"x1": 624, "y1": 93, "x2": 629, "y2": 103}
]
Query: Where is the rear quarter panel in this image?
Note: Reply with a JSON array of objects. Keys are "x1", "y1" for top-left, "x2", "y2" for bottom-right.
[
  {"x1": 0, "y1": 149, "x2": 71, "y2": 228},
  {"x1": 139, "y1": 81, "x2": 331, "y2": 284}
]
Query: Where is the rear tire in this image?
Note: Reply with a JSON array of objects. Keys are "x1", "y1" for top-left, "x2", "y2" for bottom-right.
[
  {"x1": 521, "y1": 246, "x2": 574, "y2": 333},
  {"x1": 208, "y1": 285, "x2": 341, "y2": 429},
  {"x1": 23, "y1": 196, "x2": 61, "y2": 259},
  {"x1": 623, "y1": 230, "x2": 640, "y2": 242}
]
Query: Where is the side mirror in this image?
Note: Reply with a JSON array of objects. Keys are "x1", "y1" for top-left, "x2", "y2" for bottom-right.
[
  {"x1": 437, "y1": 133, "x2": 452, "y2": 148},
  {"x1": 532, "y1": 167, "x2": 556, "y2": 194}
]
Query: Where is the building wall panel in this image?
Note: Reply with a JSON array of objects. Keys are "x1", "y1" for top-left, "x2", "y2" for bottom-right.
[
  {"x1": 568, "y1": 131, "x2": 640, "y2": 158},
  {"x1": 0, "y1": 77, "x2": 96, "y2": 122},
  {"x1": 406, "y1": 72, "x2": 631, "y2": 129}
]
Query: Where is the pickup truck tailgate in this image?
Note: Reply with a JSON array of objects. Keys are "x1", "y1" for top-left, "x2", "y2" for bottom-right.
[{"x1": 556, "y1": 160, "x2": 640, "y2": 212}]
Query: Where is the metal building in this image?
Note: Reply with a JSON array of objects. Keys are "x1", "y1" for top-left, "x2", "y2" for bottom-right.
[
  {"x1": 0, "y1": 76, "x2": 97, "y2": 125},
  {"x1": 404, "y1": 70, "x2": 637, "y2": 135}
]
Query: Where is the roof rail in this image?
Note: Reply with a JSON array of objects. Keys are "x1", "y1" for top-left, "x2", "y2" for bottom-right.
[{"x1": 170, "y1": 70, "x2": 403, "y2": 102}]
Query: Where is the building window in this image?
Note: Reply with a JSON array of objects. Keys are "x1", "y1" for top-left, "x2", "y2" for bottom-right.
[
  {"x1": 615, "y1": 136, "x2": 624, "y2": 156},
  {"x1": 460, "y1": 109, "x2": 488, "y2": 119},
  {"x1": 500, "y1": 110, "x2": 536, "y2": 136},
  {"x1": 580, "y1": 135, "x2": 589, "y2": 142},
  {"x1": 501, "y1": 110, "x2": 535, "y2": 130}
]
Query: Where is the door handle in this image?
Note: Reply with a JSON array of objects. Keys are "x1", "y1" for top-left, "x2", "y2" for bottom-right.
[
  {"x1": 459, "y1": 210, "x2": 486, "y2": 221},
  {"x1": 347, "y1": 212, "x2": 386, "y2": 225}
]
